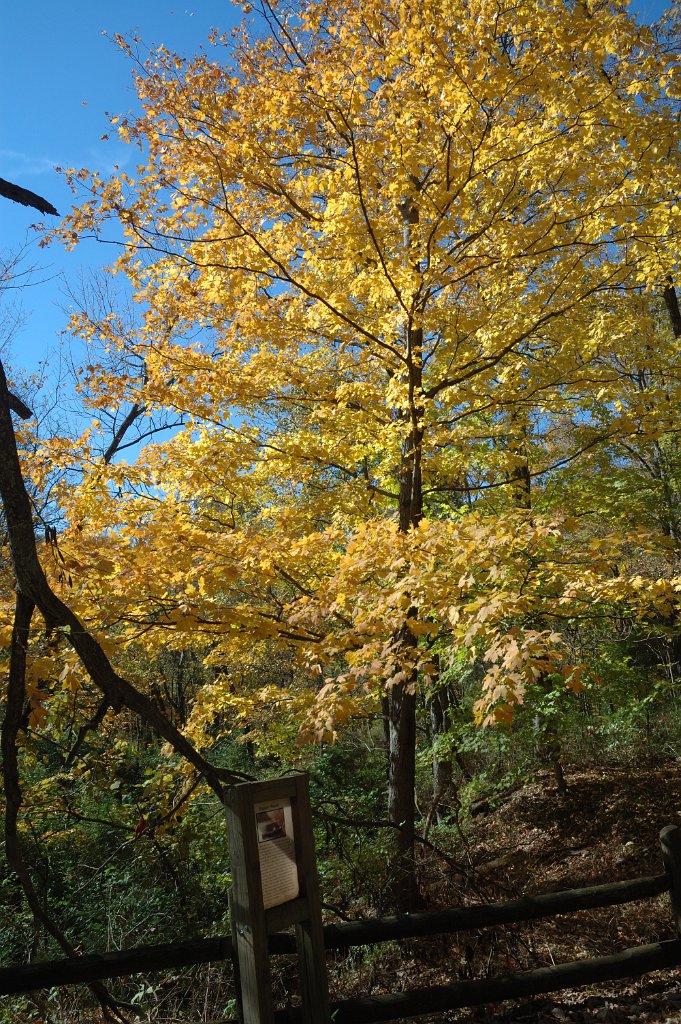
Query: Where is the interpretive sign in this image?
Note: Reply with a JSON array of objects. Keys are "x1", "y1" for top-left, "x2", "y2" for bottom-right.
[
  {"x1": 225, "y1": 775, "x2": 330, "y2": 1024},
  {"x1": 254, "y1": 797, "x2": 299, "y2": 909}
]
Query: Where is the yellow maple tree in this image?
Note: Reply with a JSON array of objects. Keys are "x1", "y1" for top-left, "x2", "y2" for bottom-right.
[{"x1": 44, "y1": 0, "x2": 680, "y2": 904}]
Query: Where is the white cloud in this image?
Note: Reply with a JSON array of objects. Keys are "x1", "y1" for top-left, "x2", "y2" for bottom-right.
[
  {"x1": 0, "y1": 149, "x2": 62, "y2": 177},
  {"x1": 1, "y1": 144, "x2": 132, "y2": 181}
]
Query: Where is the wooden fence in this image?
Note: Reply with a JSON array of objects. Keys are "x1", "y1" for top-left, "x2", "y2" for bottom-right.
[{"x1": 2, "y1": 824, "x2": 681, "y2": 1023}]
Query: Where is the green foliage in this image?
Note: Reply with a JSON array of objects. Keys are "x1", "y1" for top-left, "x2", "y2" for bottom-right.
[{"x1": 310, "y1": 730, "x2": 395, "y2": 911}]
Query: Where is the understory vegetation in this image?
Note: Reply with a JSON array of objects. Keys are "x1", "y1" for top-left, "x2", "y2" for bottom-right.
[{"x1": 2, "y1": 636, "x2": 681, "y2": 1023}]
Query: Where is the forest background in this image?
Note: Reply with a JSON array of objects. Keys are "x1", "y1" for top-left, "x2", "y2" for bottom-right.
[{"x1": 1, "y1": 0, "x2": 681, "y2": 1021}]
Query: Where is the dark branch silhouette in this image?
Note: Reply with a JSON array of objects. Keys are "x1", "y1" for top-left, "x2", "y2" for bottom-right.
[
  {"x1": 0, "y1": 177, "x2": 58, "y2": 217},
  {"x1": 664, "y1": 281, "x2": 681, "y2": 338},
  {"x1": 7, "y1": 392, "x2": 32, "y2": 420}
]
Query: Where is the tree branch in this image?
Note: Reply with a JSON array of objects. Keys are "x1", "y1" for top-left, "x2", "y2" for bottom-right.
[
  {"x1": 664, "y1": 280, "x2": 681, "y2": 338},
  {"x1": 1, "y1": 592, "x2": 129, "y2": 1022},
  {"x1": 0, "y1": 358, "x2": 250, "y2": 798}
]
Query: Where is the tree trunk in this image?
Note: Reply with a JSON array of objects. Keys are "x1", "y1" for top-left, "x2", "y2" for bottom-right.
[
  {"x1": 387, "y1": 664, "x2": 419, "y2": 909},
  {"x1": 384, "y1": 193, "x2": 425, "y2": 910},
  {"x1": 428, "y1": 686, "x2": 454, "y2": 827},
  {"x1": 388, "y1": 312, "x2": 424, "y2": 907},
  {"x1": 387, "y1": 436, "x2": 422, "y2": 908}
]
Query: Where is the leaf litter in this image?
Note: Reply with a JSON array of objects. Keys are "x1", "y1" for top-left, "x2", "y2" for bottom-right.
[{"x1": 331, "y1": 761, "x2": 681, "y2": 1024}]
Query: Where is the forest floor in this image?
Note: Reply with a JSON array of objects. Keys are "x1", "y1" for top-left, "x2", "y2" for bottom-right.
[
  {"x1": 327, "y1": 760, "x2": 681, "y2": 1024},
  {"x1": 12, "y1": 760, "x2": 681, "y2": 1024}
]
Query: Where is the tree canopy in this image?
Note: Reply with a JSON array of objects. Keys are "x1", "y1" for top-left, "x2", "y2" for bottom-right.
[{"x1": 9, "y1": 0, "x2": 680, "y2": 909}]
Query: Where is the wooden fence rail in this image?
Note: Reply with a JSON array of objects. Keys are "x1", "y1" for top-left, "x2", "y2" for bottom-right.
[{"x1": 2, "y1": 825, "x2": 681, "y2": 1023}]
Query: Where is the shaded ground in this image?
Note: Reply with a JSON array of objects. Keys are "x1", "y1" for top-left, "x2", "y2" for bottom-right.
[
  {"x1": 9, "y1": 762, "x2": 679, "y2": 1022},
  {"x1": 328, "y1": 761, "x2": 681, "y2": 1024}
]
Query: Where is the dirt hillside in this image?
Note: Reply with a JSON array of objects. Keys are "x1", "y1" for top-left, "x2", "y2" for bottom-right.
[{"x1": 333, "y1": 762, "x2": 681, "y2": 1024}]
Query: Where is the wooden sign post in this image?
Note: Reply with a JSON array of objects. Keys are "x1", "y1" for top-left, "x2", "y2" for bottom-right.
[{"x1": 225, "y1": 774, "x2": 330, "y2": 1024}]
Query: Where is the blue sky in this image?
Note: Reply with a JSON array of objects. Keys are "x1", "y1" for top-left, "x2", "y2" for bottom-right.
[
  {"x1": 1, "y1": 0, "x2": 241, "y2": 380},
  {"x1": 0, "y1": 0, "x2": 672, "y2": 380}
]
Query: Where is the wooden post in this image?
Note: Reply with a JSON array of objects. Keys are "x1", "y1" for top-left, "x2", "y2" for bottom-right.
[
  {"x1": 288, "y1": 775, "x2": 330, "y2": 1024},
  {"x1": 659, "y1": 825, "x2": 681, "y2": 937},
  {"x1": 228, "y1": 888, "x2": 245, "y2": 1024},
  {"x1": 225, "y1": 775, "x2": 330, "y2": 1024},
  {"x1": 225, "y1": 784, "x2": 276, "y2": 1024}
]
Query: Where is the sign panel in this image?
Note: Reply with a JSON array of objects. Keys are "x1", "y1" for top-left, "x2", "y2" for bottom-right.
[{"x1": 254, "y1": 797, "x2": 299, "y2": 909}]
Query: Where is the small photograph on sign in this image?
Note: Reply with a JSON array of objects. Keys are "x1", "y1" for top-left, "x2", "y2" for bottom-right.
[{"x1": 257, "y1": 807, "x2": 286, "y2": 842}]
